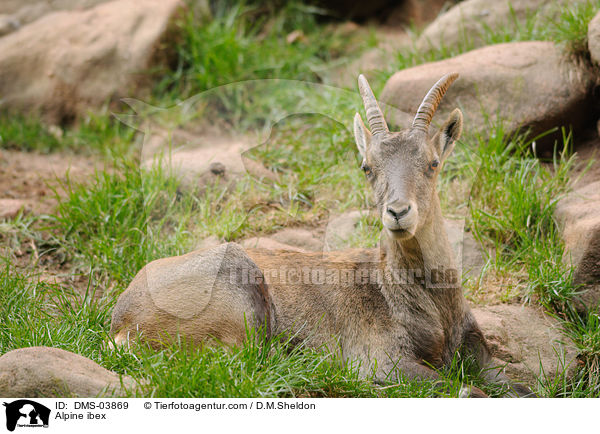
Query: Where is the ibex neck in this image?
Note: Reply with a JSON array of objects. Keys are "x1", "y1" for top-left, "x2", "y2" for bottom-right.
[{"x1": 379, "y1": 195, "x2": 458, "y2": 287}]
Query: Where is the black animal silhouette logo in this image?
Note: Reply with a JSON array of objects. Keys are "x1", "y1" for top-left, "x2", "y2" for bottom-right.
[{"x1": 3, "y1": 400, "x2": 50, "y2": 431}]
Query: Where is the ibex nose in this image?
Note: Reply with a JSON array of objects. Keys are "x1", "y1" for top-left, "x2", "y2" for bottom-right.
[{"x1": 386, "y1": 203, "x2": 411, "y2": 221}]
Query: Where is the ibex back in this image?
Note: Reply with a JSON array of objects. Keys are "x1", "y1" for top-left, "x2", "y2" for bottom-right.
[{"x1": 110, "y1": 74, "x2": 534, "y2": 397}]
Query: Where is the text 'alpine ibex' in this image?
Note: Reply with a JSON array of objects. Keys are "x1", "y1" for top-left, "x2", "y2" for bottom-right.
[{"x1": 110, "y1": 73, "x2": 534, "y2": 397}]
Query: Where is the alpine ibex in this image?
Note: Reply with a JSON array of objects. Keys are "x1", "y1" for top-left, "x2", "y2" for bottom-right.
[{"x1": 110, "y1": 73, "x2": 534, "y2": 397}]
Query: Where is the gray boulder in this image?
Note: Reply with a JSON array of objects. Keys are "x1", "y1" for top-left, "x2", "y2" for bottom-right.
[
  {"x1": 0, "y1": 347, "x2": 136, "y2": 397},
  {"x1": 416, "y1": 0, "x2": 589, "y2": 53},
  {"x1": 0, "y1": 0, "x2": 183, "y2": 123},
  {"x1": 0, "y1": 1, "x2": 109, "y2": 27},
  {"x1": 472, "y1": 305, "x2": 578, "y2": 386},
  {"x1": 381, "y1": 41, "x2": 594, "y2": 149},
  {"x1": 241, "y1": 228, "x2": 324, "y2": 253},
  {"x1": 555, "y1": 180, "x2": 600, "y2": 311},
  {"x1": 110, "y1": 243, "x2": 271, "y2": 348},
  {"x1": 324, "y1": 210, "x2": 373, "y2": 251},
  {"x1": 270, "y1": 228, "x2": 324, "y2": 252}
]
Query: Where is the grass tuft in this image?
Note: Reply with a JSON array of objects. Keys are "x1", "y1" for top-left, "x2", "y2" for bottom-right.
[
  {"x1": 156, "y1": 0, "x2": 358, "y2": 100},
  {"x1": 0, "y1": 261, "x2": 496, "y2": 398},
  {"x1": 463, "y1": 123, "x2": 578, "y2": 310},
  {"x1": 51, "y1": 160, "x2": 195, "y2": 287},
  {"x1": 0, "y1": 110, "x2": 136, "y2": 157},
  {"x1": 0, "y1": 112, "x2": 61, "y2": 153},
  {"x1": 548, "y1": 0, "x2": 600, "y2": 58}
]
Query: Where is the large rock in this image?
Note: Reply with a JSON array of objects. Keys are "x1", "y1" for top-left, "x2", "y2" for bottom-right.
[
  {"x1": 270, "y1": 228, "x2": 323, "y2": 252},
  {"x1": 0, "y1": 0, "x2": 183, "y2": 124},
  {"x1": 240, "y1": 228, "x2": 324, "y2": 253},
  {"x1": 241, "y1": 237, "x2": 308, "y2": 253},
  {"x1": 0, "y1": 0, "x2": 109, "y2": 29},
  {"x1": 416, "y1": 0, "x2": 588, "y2": 53},
  {"x1": 0, "y1": 347, "x2": 136, "y2": 397},
  {"x1": 381, "y1": 42, "x2": 594, "y2": 148},
  {"x1": 472, "y1": 305, "x2": 578, "y2": 385},
  {"x1": 555, "y1": 180, "x2": 600, "y2": 310},
  {"x1": 324, "y1": 210, "x2": 372, "y2": 251},
  {"x1": 0, "y1": 1, "x2": 106, "y2": 17}
]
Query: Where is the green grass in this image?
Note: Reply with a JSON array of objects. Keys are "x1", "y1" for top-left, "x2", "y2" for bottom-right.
[
  {"x1": 50, "y1": 159, "x2": 197, "y2": 287},
  {"x1": 62, "y1": 110, "x2": 137, "y2": 158},
  {"x1": 148, "y1": 0, "x2": 372, "y2": 135},
  {"x1": 156, "y1": 0, "x2": 363, "y2": 100},
  {"x1": 130, "y1": 334, "x2": 446, "y2": 398},
  {"x1": 0, "y1": 261, "x2": 535, "y2": 397},
  {"x1": 561, "y1": 310, "x2": 600, "y2": 396},
  {"x1": 376, "y1": 0, "x2": 600, "y2": 89},
  {"x1": 548, "y1": 0, "x2": 600, "y2": 57},
  {"x1": 0, "y1": 262, "x2": 110, "y2": 358},
  {"x1": 0, "y1": 112, "x2": 61, "y2": 153},
  {"x1": 44, "y1": 115, "x2": 365, "y2": 290},
  {"x1": 2, "y1": 0, "x2": 600, "y2": 399},
  {"x1": 248, "y1": 115, "x2": 366, "y2": 211},
  {"x1": 457, "y1": 122, "x2": 580, "y2": 311},
  {"x1": 0, "y1": 110, "x2": 136, "y2": 157}
]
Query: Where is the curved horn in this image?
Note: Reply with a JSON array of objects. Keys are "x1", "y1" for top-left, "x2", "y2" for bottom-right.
[
  {"x1": 412, "y1": 73, "x2": 459, "y2": 135},
  {"x1": 358, "y1": 74, "x2": 388, "y2": 137}
]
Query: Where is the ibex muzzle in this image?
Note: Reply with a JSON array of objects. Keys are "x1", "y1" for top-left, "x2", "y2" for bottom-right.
[
  {"x1": 110, "y1": 73, "x2": 534, "y2": 398},
  {"x1": 355, "y1": 73, "x2": 462, "y2": 240}
]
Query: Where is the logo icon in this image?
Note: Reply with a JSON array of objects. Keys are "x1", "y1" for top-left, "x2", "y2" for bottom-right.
[{"x1": 3, "y1": 400, "x2": 50, "y2": 432}]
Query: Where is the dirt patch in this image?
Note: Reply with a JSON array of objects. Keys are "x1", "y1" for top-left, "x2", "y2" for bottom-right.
[
  {"x1": 465, "y1": 267, "x2": 527, "y2": 306},
  {"x1": 0, "y1": 148, "x2": 97, "y2": 215},
  {"x1": 0, "y1": 148, "x2": 99, "y2": 294}
]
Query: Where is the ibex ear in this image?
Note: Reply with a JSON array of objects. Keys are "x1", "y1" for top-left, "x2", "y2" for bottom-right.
[
  {"x1": 354, "y1": 113, "x2": 371, "y2": 159},
  {"x1": 436, "y1": 108, "x2": 463, "y2": 162}
]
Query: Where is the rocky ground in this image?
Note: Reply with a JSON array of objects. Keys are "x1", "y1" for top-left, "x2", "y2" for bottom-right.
[{"x1": 1, "y1": 0, "x2": 600, "y2": 398}]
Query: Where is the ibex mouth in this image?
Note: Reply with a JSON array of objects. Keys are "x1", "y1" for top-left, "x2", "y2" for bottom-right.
[
  {"x1": 386, "y1": 226, "x2": 415, "y2": 240},
  {"x1": 388, "y1": 227, "x2": 406, "y2": 233}
]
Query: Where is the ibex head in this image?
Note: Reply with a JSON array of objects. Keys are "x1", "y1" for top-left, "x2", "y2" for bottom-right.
[{"x1": 354, "y1": 74, "x2": 463, "y2": 240}]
